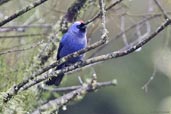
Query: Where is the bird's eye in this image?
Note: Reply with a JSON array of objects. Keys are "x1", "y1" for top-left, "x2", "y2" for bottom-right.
[
  {"x1": 77, "y1": 23, "x2": 86, "y2": 29},
  {"x1": 76, "y1": 23, "x2": 86, "y2": 32}
]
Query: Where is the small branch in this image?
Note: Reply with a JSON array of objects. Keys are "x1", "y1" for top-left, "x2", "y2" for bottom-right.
[
  {"x1": 21, "y1": 38, "x2": 110, "y2": 90},
  {"x1": 120, "y1": 15, "x2": 129, "y2": 46},
  {"x1": 142, "y1": 67, "x2": 157, "y2": 93},
  {"x1": 135, "y1": 18, "x2": 151, "y2": 52},
  {"x1": 153, "y1": 0, "x2": 169, "y2": 19},
  {"x1": 38, "y1": 0, "x2": 87, "y2": 66},
  {"x1": 60, "y1": 0, "x2": 87, "y2": 33},
  {"x1": 78, "y1": 76, "x2": 83, "y2": 85},
  {"x1": 3, "y1": 38, "x2": 107, "y2": 103},
  {"x1": 85, "y1": 0, "x2": 123, "y2": 25},
  {"x1": 0, "y1": 0, "x2": 48, "y2": 27},
  {"x1": 31, "y1": 79, "x2": 117, "y2": 114},
  {"x1": 40, "y1": 80, "x2": 117, "y2": 92},
  {"x1": 126, "y1": 11, "x2": 171, "y2": 17},
  {"x1": 19, "y1": 18, "x2": 171, "y2": 92},
  {"x1": 0, "y1": 24, "x2": 52, "y2": 29},
  {"x1": 0, "y1": 0, "x2": 12, "y2": 6},
  {"x1": 2, "y1": 0, "x2": 111, "y2": 101},
  {"x1": 3, "y1": 18, "x2": 171, "y2": 103},
  {"x1": 32, "y1": 0, "x2": 123, "y2": 76},
  {"x1": 89, "y1": 15, "x2": 160, "y2": 58},
  {"x1": 0, "y1": 40, "x2": 44, "y2": 56},
  {"x1": 0, "y1": 24, "x2": 52, "y2": 32},
  {"x1": 63, "y1": 0, "x2": 87, "y2": 22},
  {"x1": 99, "y1": 0, "x2": 108, "y2": 40},
  {"x1": 0, "y1": 33, "x2": 47, "y2": 39}
]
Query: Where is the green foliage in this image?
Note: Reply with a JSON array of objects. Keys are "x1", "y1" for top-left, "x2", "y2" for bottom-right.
[{"x1": 0, "y1": 90, "x2": 37, "y2": 114}]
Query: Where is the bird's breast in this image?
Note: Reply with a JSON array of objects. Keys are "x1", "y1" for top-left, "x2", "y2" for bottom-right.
[{"x1": 60, "y1": 37, "x2": 87, "y2": 58}]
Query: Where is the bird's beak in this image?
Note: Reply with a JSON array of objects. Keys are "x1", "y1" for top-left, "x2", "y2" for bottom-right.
[
  {"x1": 80, "y1": 23, "x2": 86, "y2": 28},
  {"x1": 78, "y1": 23, "x2": 87, "y2": 32}
]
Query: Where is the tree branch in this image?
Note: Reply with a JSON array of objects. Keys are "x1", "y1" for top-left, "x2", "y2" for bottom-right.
[
  {"x1": 31, "y1": 78, "x2": 117, "y2": 114},
  {"x1": 2, "y1": 0, "x2": 125, "y2": 103},
  {"x1": 0, "y1": 0, "x2": 48, "y2": 27},
  {"x1": 0, "y1": 24, "x2": 52, "y2": 32},
  {"x1": 153, "y1": 0, "x2": 169, "y2": 19},
  {"x1": 89, "y1": 14, "x2": 164, "y2": 58},
  {"x1": 3, "y1": 16, "x2": 171, "y2": 103},
  {"x1": 38, "y1": 0, "x2": 88, "y2": 65},
  {"x1": 99, "y1": 0, "x2": 108, "y2": 39},
  {"x1": 39, "y1": 80, "x2": 117, "y2": 92},
  {"x1": 20, "y1": 18, "x2": 171, "y2": 95},
  {"x1": 0, "y1": 0, "x2": 12, "y2": 6},
  {"x1": 2, "y1": 37, "x2": 107, "y2": 102},
  {"x1": 0, "y1": 33, "x2": 47, "y2": 39},
  {"x1": 85, "y1": 0, "x2": 123, "y2": 25},
  {"x1": 0, "y1": 41, "x2": 44, "y2": 56}
]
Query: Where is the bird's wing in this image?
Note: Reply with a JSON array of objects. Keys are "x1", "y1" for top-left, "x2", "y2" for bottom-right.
[
  {"x1": 57, "y1": 42, "x2": 63, "y2": 60},
  {"x1": 57, "y1": 33, "x2": 68, "y2": 60}
]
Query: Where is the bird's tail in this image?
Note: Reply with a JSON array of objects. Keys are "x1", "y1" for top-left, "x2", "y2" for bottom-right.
[
  {"x1": 45, "y1": 65, "x2": 64, "y2": 86},
  {"x1": 45, "y1": 73, "x2": 64, "y2": 86}
]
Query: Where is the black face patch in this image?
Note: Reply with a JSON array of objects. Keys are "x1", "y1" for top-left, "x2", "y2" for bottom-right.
[{"x1": 76, "y1": 23, "x2": 87, "y2": 32}]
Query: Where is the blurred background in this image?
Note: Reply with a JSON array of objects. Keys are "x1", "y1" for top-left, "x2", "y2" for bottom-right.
[{"x1": 0, "y1": 0, "x2": 171, "y2": 114}]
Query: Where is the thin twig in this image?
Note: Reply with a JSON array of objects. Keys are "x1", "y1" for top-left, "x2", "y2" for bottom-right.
[
  {"x1": 40, "y1": 80, "x2": 117, "y2": 92},
  {"x1": 89, "y1": 15, "x2": 160, "y2": 58},
  {"x1": 3, "y1": 18, "x2": 171, "y2": 103},
  {"x1": 85, "y1": 0, "x2": 123, "y2": 25},
  {"x1": 78, "y1": 76, "x2": 83, "y2": 85},
  {"x1": 38, "y1": 0, "x2": 88, "y2": 66},
  {"x1": 0, "y1": 33, "x2": 47, "y2": 39},
  {"x1": 3, "y1": 37, "x2": 107, "y2": 103},
  {"x1": 142, "y1": 67, "x2": 157, "y2": 93},
  {"x1": 99, "y1": 0, "x2": 108, "y2": 39},
  {"x1": 20, "y1": 19, "x2": 171, "y2": 94},
  {"x1": 0, "y1": 41, "x2": 44, "y2": 56},
  {"x1": 120, "y1": 15, "x2": 129, "y2": 47},
  {"x1": 2, "y1": 0, "x2": 120, "y2": 102},
  {"x1": 0, "y1": 0, "x2": 12, "y2": 6},
  {"x1": 0, "y1": 0, "x2": 48, "y2": 27},
  {"x1": 0, "y1": 24, "x2": 52, "y2": 32},
  {"x1": 31, "y1": 79, "x2": 117, "y2": 114},
  {"x1": 153, "y1": 0, "x2": 169, "y2": 19}
]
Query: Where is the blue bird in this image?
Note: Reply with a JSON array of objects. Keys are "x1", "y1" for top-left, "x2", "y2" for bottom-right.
[{"x1": 45, "y1": 21, "x2": 87, "y2": 86}]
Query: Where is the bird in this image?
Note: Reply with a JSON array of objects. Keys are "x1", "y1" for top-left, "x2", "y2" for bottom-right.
[{"x1": 45, "y1": 21, "x2": 87, "y2": 86}]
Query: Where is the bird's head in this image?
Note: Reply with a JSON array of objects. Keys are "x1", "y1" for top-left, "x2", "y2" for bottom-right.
[{"x1": 68, "y1": 21, "x2": 87, "y2": 34}]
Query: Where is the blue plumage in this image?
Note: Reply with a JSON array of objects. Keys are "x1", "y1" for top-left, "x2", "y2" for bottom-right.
[{"x1": 45, "y1": 21, "x2": 87, "y2": 86}]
